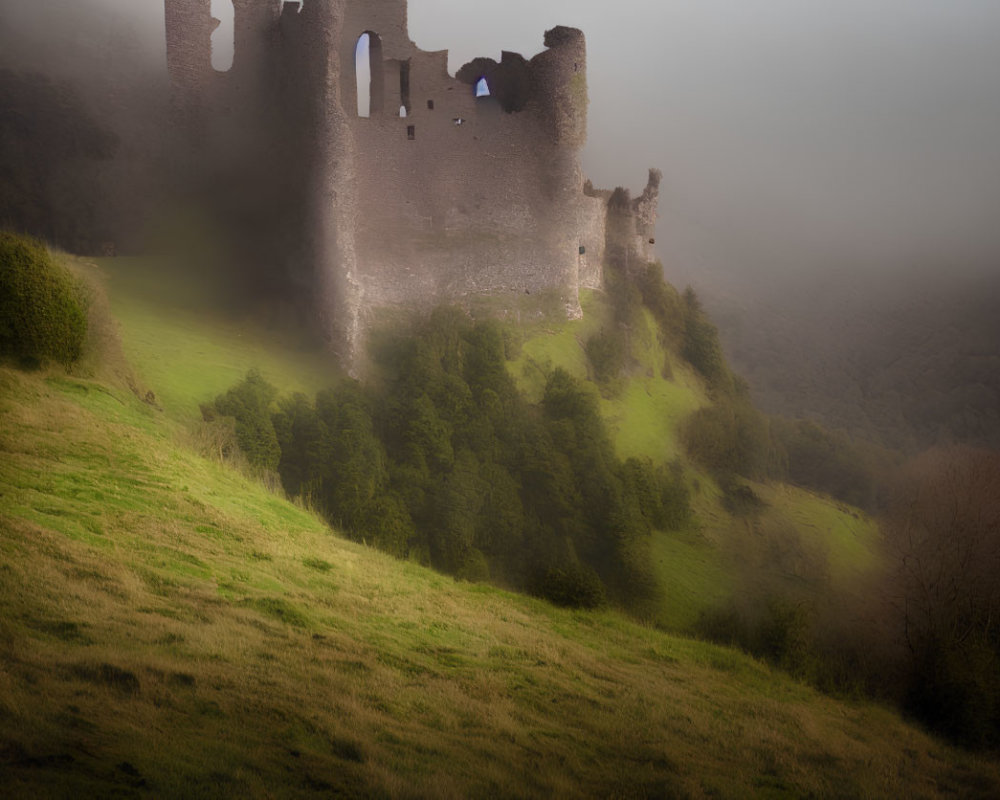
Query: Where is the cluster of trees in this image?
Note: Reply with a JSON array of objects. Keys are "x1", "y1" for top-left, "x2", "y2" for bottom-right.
[
  {"x1": 0, "y1": 232, "x2": 87, "y2": 368},
  {"x1": 208, "y1": 309, "x2": 689, "y2": 612},
  {"x1": 682, "y1": 394, "x2": 894, "y2": 512}
]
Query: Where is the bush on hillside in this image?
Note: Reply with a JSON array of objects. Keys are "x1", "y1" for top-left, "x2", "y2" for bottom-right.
[
  {"x1": 0, "y1": 232, "x2": 87, "y2": 367},
  {"x1": 681, "y1": 287, "x2": 730, "y2": 391},
  {"x1": 529, "y1": 561, "x2": 607, "y2": 609},
  {"x1": 681, "y1": 397, "x2": 772, "y2": 480},
  {"x1": 585, "y1": 327, "x2": 628, "y2": 385},
  {"x1": 207, "y1": 369, "x2": 281, "y2": 471},
  {"x1": 619, "y1": 457, "x2": 691, "y2": 531}
]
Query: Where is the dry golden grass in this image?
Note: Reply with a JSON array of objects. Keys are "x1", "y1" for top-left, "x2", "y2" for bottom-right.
[{"x1": 2, "y1": 363, "x2": 999, "y2": 798}]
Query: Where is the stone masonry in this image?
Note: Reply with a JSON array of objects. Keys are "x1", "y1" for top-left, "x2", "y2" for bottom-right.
[{"x1": 164, "y1": 0, "x2": 659, "y2": 361}]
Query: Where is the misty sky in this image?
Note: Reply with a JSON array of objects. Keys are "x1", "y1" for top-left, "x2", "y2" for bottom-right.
[
  {"x1": 5, "y1": 0, "x2": 1000, "y2": 279},
  {"x1": 408, "y1": 0, "x2": 1000, "y2": 278}
]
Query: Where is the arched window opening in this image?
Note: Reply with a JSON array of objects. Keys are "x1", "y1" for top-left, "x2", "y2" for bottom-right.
[
  {"x1": 475, "y1": 77, "x2": 491, "y2": 98},
  {"x1": 211, "y1": 0, "x2": 235, "y2": 73},
  {"x1": 355, "y1": 32, "x2": 384, "y2": 117}
]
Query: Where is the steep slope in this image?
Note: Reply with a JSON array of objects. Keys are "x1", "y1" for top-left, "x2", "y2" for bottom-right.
[
  {"x1": 86, "y1": 254, "x2": 883, "y2": 636},
  {"x1": 2, "y1": 326, "x2": 999, "y2": 796},
  {"x1": 92, "y1": 254, "x2": 883, "y2": 635},
  {"x1": 97, "y1": 256, "x2": 339, "y2": 424}
]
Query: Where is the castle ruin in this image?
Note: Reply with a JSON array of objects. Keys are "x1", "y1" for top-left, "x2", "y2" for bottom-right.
[{"x1": 163, "y1": 0, "x2": 660, "y2": 359}]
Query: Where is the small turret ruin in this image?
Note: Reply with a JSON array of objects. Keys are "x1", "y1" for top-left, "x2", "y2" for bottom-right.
[{"x1": 164, "y1": 0, "x2": 660, "y2": 360}]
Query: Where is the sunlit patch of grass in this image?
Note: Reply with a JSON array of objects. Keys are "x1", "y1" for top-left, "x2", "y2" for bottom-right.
[
  {"x1": 97, "y1": 257, "x2": 339, "y2": 423},
  {"x1": 507, "y1": 290, "x2": 608, "y2": 401},
  {"x1": 509, "y1": 291, "x2": 705, "y2": 465}
]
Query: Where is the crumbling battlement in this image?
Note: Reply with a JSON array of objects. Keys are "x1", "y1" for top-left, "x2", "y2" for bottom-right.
[{"x1": 164, "y1": 0, "x2": 659, "y2": 361}]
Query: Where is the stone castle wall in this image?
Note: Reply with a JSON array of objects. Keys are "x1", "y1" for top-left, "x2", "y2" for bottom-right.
[{"x1": 163, "y1": 0, "x2": 657, "y2": 359}]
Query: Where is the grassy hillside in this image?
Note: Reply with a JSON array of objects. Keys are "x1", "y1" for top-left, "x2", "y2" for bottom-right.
[
  {"x1": 510, "y1": 292, "x2": 706, "y2": 463},
  {"x1": 2, "y1": 359, "x2": 998, "y2": 797},
  {"x1": 98, "y1": 256, "x2": 338, "y2": 424},
  {"x1": 4, "y1": 254, "x2": 995, "y2": 796}
]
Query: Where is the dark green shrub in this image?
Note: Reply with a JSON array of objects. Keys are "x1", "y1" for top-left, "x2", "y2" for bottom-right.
[
  {"x1": 619, "y1": 457, "x2": 691, "y2": 531},
  {"x1": 681, "y1": 287, "x2": 730, "y2": 391},
  {"x1": 638, "y1": 263, "x2": 685, "y2": 348},
  {"x1": 210, "y1": 369, "x2": 280, "y2": 470},
  {"x1": 530, "y1": 562, "x2": 606, "y2": 609},
  {"x1": 753, "y1": 597, "x2": 816, "y2": 678},
  {"x1": 585, "y1": 327, "x2": 628, "y2": 384},
  {"x1": 696, "y1": 597, "x2": 817, "y2": 680},
  {"x1": 0, "y1": 232, "x2": 86, "y2": 367},
  {"x1": 681, "y1": 398, "x2": 772, "y2": 480},
  {"x1": 271, "y1": 392, "x2": 324, "y2": 497},
  {"x1": 721, "y1": 483, "x2": 766, "y2": 517}
]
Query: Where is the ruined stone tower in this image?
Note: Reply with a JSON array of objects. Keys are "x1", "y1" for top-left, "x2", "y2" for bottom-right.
[{"x1": 163, "y1": 0, "x2": 659, "y2": 360}]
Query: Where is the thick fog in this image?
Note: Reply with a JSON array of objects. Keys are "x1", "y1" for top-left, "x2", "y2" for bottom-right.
[
  {"x1": 409, "y1": 1, "x2": 1000, "y2": 281},
  {"x1": 5, "y1": 0, "x2": 1000, "y2": 280}
]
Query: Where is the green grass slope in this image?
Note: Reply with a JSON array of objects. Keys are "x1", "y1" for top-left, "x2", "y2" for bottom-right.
[
  {"x1": 2, "y1": 365, "x2": 999, "y2": 798},
  {"x1": 1, "y1": 256, "x2": 998, "y2": 797},
  {"x1": 509, "y1": 293, "x2": 706, "y2": 463},
  {"x1": 98, "y1": 256, "x2": 338, "y2": 423}
]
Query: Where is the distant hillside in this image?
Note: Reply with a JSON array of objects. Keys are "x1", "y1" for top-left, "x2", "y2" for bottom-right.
[
  {"x1": 1, "y1": 254, "x2": 997, "y2": 797},
  {"x1": 681, "y1": 265, "x2": 1000, "y2": 452}
]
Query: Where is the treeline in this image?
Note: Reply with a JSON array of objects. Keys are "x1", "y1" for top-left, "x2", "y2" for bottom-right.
[{"x1": 205, "y1": 308, "x2": 689, "y2": 613}]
